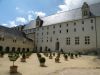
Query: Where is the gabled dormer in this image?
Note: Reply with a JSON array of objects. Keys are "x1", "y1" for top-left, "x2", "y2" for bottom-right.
[
  {"x1": 36, "y1": 16, "x2": 43, "y2": 28},
  {"x1": 81, "y1": 2, "x2": 90, "y2": 18}
]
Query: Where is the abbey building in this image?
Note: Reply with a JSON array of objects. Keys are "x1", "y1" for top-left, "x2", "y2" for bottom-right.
[{"x1": 0, "y1": 2, "x2": 100, "y2": 54}]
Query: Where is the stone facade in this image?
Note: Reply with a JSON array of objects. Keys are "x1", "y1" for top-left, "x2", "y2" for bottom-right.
[
  {"x1": 0, "y1": 26, "x2": 34, "y2": 52},
  {"x1": 23, "y1": 2, "x2": 100, "y2": 54}
]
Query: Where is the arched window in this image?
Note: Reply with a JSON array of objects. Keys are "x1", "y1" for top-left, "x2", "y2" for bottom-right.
[
  {"x1": 0, "y1": 46, "x2": 3, "y2": 52},
  {"x1": 5, "y1": 47, "x2": 10, "y2": 53},
  {"x1": 22, "y1": 48, "x2": 25, "y2": 53},
  {"x1": 12, "y1": 47, "x2": 15, "y2": 52},
  {"x1": 27, "y1": 48, "x2": 29, "y2": 52},
  {"x1": 17, "y1": 48, "x2": 21, "y2": 52}
]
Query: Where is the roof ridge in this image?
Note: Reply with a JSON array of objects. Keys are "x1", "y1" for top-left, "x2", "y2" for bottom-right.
[{"x1": 41, "y1": 2, "x2": 100, "y2": 19}]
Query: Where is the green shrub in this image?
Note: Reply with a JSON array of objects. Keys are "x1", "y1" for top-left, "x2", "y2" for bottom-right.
[
  {"x1": 22, "y1": 53, "x2": 26, "y2": 59},
  {"x1": 39, "y1": 57, "x2": 46, "y2": 63},
  {"x1": 9, "y1": 53, "x2": 19, "y2": 66},
  {"x1": 70, "y1": 53, "x2": 74, "y2": 59},
  {"x1": 64, "y1": 54, "x2": 68, "y2": 60},
  {"x1": 37, "y1": 53, "x2": 41, "y2": 58}
]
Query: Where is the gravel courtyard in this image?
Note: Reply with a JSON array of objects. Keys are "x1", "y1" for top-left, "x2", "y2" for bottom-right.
[{"x1": 0, "y1": 53, "x2": 100, "y2": 75}]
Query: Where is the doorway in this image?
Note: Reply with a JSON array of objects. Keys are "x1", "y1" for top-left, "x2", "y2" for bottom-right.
[{"x1": 55, "y1": 42, "x2": 60, "y2": 51}]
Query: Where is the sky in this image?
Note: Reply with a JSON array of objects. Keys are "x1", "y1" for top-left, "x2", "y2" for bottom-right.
[{"x1": 0, "y1": 0, "x2": 100, "y2": 27}]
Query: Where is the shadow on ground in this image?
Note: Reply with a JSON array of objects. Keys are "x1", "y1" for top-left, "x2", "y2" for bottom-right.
[{"x1": 9, "y1": 72, "x2": 22, "y2": 75}]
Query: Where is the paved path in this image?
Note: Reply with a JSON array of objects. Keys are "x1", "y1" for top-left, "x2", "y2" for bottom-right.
[{"x1": 0, "y1": 53, "x2": 100, "y2": 75}]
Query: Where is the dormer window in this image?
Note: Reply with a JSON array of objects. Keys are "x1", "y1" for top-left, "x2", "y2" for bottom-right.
[
  {"x1": 81, "y1": 2, "x2": 90, "y2": 18},
  {"x1": 36, "y1": 16, "x2": 43, "y2": 28}
]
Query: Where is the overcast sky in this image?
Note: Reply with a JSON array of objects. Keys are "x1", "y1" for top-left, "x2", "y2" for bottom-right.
[{"x1": 0, "y1": 0, "x2": 100, "y2": 27}]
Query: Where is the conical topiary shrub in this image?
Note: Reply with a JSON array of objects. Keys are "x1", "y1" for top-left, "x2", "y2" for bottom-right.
[
  {"x1": 64, "y1": 54, "x2": 68, "y2": 61},
  {"x1": 9, "y1": 53, "x2": 19, "y2": 73},
  {"x1": 21, "y1": 53, "x2": 26, "y2": 62},
  {"x1": 49, "y1": 53, "x2": 53, "y2": 59},
  {"x1": 70, "y1": 53, "x2": 74, "y2": 59},
  {"x1": 39, "y1": 57, "x2": 46, "y2": 67},
  {"x1": 55, "y1": 56, "x2": 60, "y2": 63},
  {"x1": 75, "y1": 54, "x2": 78, "y2": 58}
]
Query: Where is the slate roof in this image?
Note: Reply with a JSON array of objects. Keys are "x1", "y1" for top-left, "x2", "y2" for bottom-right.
[
  {"x1": 24, "y1": 3, "x2": 100, "y2": 30},
  {"x1": 0, "y1": 25, "x2": 32, "y2": 41}
]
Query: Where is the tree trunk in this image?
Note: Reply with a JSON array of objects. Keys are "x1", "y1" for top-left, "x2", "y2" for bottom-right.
[{"x1": 13, "y1": 61, "x2": 14, "y2": 66}]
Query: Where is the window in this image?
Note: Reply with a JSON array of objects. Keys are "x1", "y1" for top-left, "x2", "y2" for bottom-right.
[
  {"x1": 66, "y1": 29, "x2": 68, "y2": 33},
  {"x1": 82, "y1": 21, "x2": 84, "y2": 24},
  {"x1": 50, "y1": 37, "x2": 52, "y2": 42},
  {"x1": 66, "y1": 37, "x2": 70, "y2": 45},
  {"x1": 15, "y1": 40, "x2": 16, "y2": 43},
  {"x1": 23, "y1": 41, "x2": 25, "y2": 44},
  {"x1": 57, "y1": 38, "x2": 58, "y2": 40},
  {"x1": 84, "y1": 11, "x2": 88, "y2": 16},
  {"x1": 47, "y1": 26, "x2": 49, "y2": 29},
  {"x1": 85, "y1": 36, "x2": 90, "y2": 44},
  {"x1": 42, "y1": 27, "x2": 44, "y2": 30},
  {"x1": 36, "y1": 21, "x2": 39, "y2": 26},
  {"x1": 0, "y1": 37, "x2": 1, "y2": 41},
  {"x1": 91, "y1": 26, "x2": 94, "y2": 30},
  {"x1": 53, "y1": 25, "x2": 55, "y2": 28},
  {"x1": 74, "y1": 22, "x2": 76, "y2": 25},
  {"x1": 0, "y1": 37, "x2": 5, "y2": 41},
  {"x1": 66, "y1": 24, "x2": 68, "y2": 27},
  {"x1": 91, "y1": 19, "x2": 93, "y2": 23},
  {"x1": 2, "y1": 38, "x2": 4, "y2": 41},
  {"x1": 13, "y1": 40, "x2": 16, "y2": 43},
  {"x1": 59, "y1": 30, "x2": 61, "y2": 33},
  {"x1": 59, "y1": 24, "x2": 61, "y2": 28},
  {"x1": 75, "y1": 37, "x2": 79, "y2": 45},
  {"x1": 42, "y1": 33, "x2": 43, "y2": 35},
  {"x1": 82, "y1": 27, "x2": 84, "y2": 31},
  {"x1": 53, "y1": 31, "x2": 55, "y2": 34},
  {"x1": 42, "y1": 40, "x2": 43, "y2": 42},
  {"x1": 47, "y1": 40, "x2": 48, "y2": 42},
  {"x1": 74, "y1": 28, "x2": 76, "y2": 32},
  {"x1": 47, "y1": 32, "x2": 48, "y2": 35}
]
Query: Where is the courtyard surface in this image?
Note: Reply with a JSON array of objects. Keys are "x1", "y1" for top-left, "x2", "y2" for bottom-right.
[{"x1": 0, "y1": 53, "x2": 100, "y2": 75}]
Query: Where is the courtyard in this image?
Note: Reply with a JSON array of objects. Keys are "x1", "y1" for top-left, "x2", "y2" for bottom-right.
[{"x1": 0, "y1": 53, "x2": 100, "y2": 75}]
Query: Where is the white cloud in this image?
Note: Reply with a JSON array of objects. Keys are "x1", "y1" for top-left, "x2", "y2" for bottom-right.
[
  {"x1": 16, "y1": 7, "x2": 20, "y2": 10},
  {"x1": 2, "y1": 21, "x2": 18, "y2": 28},
  {"x1": 28, "y1": 14, "x2": 34, "y2": 21},
  {"x1": 35, "y1": 11, "x2": 46, "y2": 17},
  {"x1": 16, "y1": 17, "x2": 27, "y2": 24},
  {"x1": 2, "y1": 23, "x2": 8, "y2": 26},
  {"x1": 28, "y1": 10, "x2": 34, "y2": 14},
  {"x1": 7, "y1": 17, "x2": 27, "y2": 27},
  {"x1": 9, "y1": 21, "x2": 17, "y2": 27},
  {"x1": 1, "y1": 9, "x2": 46, "y2": 27},
  {"x1": 15, "y1": 6, "x2": 25, "y2": 13},
  {"x1": 57, "y1": 0, "x2": 100, "y2": 13}
]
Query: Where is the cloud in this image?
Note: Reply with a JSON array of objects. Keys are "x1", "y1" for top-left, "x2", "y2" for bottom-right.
[
  {"x1": 2, "y1": 22, "x2": 17, "y2": 27},
  {"x1": 1, "y1": 9, "x2": 46, "y2": 27},
  {"x1": 35, "y1": 11, "x2": 46, "y2": 17},
  {"x1": 2, "y1": 23, "x2": 8, "y2": 26},
  {"x1": 16, "y1": 7, "x2": 20, "y2": 10},
  {"x1": 28, "y1": 14, "x2": 34, "y2": 21},
  {"x1": 28, "y1": 10, "x2": 34, "y2": 14},
  {"x1": 16, "y1": 17, "x2": 27, "y2": 24},
  {"x1": 9, "y1": 21, "x2": 17, "y2": 27},
  {"x1": 15, "y1": 6, "x2": 25, "y2": 13},
  {"x1": 7, "y1": 17, "x2": 27, "y2": 27},
  {"x1": 57, "y1": 0, "x2": 100, "y2": 13}
]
